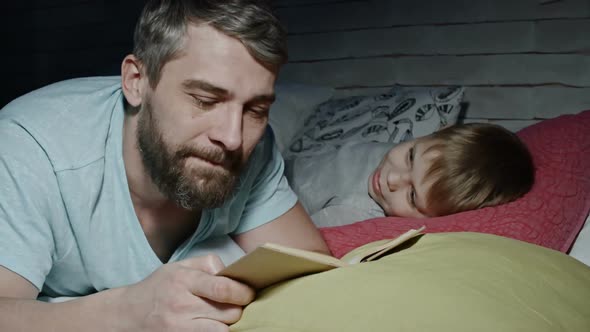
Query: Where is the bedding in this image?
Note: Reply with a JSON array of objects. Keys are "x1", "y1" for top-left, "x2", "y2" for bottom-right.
[
  {"x1": 231, "y1": 232, "x2": 590, "y2": 332},
  {"x1": 285, "y1": 141, "x2": 390, "y2": 227},
  {"x1": 283, "y1": 85, "x2": 464, "y2": 159},
  {"x1": 269, "y1": 83, "x2": 589, "y2": 261},
  {"x1": 320, "y1": 110, "x2": 590, "y2": 257},
  {"x1": 570, "y1": 213, "x2": 590, "y2": 266}
]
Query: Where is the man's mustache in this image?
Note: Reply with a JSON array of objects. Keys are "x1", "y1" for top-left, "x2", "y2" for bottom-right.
[{"x1": 177, "y1": 146, "x2": 242, "y2": 171}]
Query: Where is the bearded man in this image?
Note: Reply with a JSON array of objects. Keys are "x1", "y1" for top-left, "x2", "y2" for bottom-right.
[{"x1": 0, "y1": 1, "x2": 328, "y2": 331}]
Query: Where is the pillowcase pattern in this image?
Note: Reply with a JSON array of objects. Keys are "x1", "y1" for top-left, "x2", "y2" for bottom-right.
[
  {"x1": 320, "y1": 110, "x2": 590, "y2": 258},
  {"x1": 284, "y1": 85, "x2": 464, "y2": 159}
]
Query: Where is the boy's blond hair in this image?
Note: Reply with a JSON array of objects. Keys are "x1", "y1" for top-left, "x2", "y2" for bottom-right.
[{"x1": 422, "y1": 123, "x2": 534, "y2": 216}]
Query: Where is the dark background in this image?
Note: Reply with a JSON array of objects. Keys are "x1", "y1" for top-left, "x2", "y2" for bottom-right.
[
  {"x1": 0, "y1": 0, "x2": 313, "y2": 109},
  {"x1": 0, "y1": 1, "x2": 146, "y2": 108},
  {"x1": 2, "y1": 0, "x2": 587, "y2": 119}
]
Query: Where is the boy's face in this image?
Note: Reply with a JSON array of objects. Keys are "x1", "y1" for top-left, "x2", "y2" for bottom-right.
[{"x1": 368, "y1": 138, "x2": 440, "y2": 218}]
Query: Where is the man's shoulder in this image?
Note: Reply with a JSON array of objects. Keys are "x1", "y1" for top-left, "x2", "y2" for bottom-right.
[
  {"x1": 0, "y1": 76, "x2": 124, "y2": 171},
  {"x1": 2, "y1": 76, "x2": 122, "y2": 114}
]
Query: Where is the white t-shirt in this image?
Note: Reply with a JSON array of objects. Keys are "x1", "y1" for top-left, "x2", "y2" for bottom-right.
[{"x1": 285, "y1": 141, "x2": 391, "y2": 227}]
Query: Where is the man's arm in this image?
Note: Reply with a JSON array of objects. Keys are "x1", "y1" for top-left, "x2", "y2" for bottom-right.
[
  {"x1": 233, "y1": 201, "x2": 331, "y2": 254},
  {"x1": 0, "y1": 257, "x2": 254, "y2": 331},
  {"x1": 0, "y1": 266, "x2": 123, "y2": 330}
]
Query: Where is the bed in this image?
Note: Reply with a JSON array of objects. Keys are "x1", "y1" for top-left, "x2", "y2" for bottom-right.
[
  {"x1": 228, "y1": 0, "x2": 590, "y2": 330},
  {"x1": 229, "y1": 70, "x2": 590, "y2": 332},
  {"x1": 16, "y1": 1, "x2": 590, "y2": 329},
  {"x1": 267, "y1": 83, "x2": 590, "y2": 264},
  {"x1": 263, "y1": 0, "x2": 590, "y2": 263}
]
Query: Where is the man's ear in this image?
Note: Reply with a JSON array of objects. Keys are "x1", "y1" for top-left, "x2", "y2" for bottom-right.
[{"x1": 121, "y1": 54, "x2": 147, "y2": 107}]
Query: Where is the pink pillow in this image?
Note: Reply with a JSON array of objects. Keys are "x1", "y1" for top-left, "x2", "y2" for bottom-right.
[{"x1": 320, "y1": 110, "x2": 590, "y2": 258}]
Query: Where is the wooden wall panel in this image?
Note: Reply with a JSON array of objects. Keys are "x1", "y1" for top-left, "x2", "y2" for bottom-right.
[
  {"x1": 279, "y1": 58, "x2": 393, "y2": 87},
  {"x1": 536, "y1": 19, "x2": 590, "y2": 52},
  {"x1": 287, "y1": 22, "x2": 531, "y2": 61},
  {"x1": 530, "y1": 87, "x2": 590, "y2": 118},
  {"x1": 277, "y1": 0, "x2": 590, "y2": 33},
  {"x1": 2, "y1": 0, "x2": 588, "y2": 120},
  {"x1": 278, "y1": 0, "x2": 590, "y2": 122},
  {"x1": 280, "y1": 55, "x2": 590, "y2": 87},
  {"x1": 287, "y1": 19, "x2": 590, "y2": 61},
  {"x1": 463, "y1": 87, "x2": 590, "y2": 120}
]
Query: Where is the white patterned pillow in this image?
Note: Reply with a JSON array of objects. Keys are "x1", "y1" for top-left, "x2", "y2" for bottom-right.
[{"x1": 284, "y1": 86, "x2": 464, "y2": 159}]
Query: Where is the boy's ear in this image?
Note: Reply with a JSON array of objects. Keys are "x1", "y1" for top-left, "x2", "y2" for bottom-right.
[{"x1": 121, "y1": 54, "x2": 147, "y2": 107}]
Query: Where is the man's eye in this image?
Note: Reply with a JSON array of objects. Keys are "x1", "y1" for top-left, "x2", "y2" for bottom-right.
[
  {"x1": 409, "y1": 147, "x2": 414, "y2": 163},
  {"x1": 247, "y1": 108, "x2": 269, "y2": 120},
  {"x1": 410, "y1": 188, "x2": 417, "y2": 207},
  {"x1": 192, "y1": 96, "x2": 216, "y2": 110}
]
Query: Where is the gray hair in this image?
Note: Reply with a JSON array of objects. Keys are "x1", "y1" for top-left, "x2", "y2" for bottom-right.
[{"x1": 133, "y1": 0, "x2": 288, "y2": 87}]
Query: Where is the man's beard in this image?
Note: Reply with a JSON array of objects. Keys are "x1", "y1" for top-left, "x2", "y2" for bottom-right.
[{"x1": 136, "y1": 99, "x2": 243, "y2": 210}]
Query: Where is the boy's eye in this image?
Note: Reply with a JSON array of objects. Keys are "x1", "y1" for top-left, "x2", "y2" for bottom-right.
[
  {"x1": 410, "y1": 187, "x2": 417, "y2": 207},
  {"x1": 406, "y1": 146, "x2": 415, "y2": 168}
]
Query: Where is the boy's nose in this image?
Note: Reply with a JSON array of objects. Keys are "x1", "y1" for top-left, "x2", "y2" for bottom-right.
[{"x1": 387, "y1": 171, "x2": 411, "y2": 191}]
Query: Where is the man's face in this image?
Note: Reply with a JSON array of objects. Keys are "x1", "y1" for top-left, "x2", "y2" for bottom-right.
[
  {"x1": 367, "y1": 138, "x2": 440, "y2": 218},
  {"x1": 137, "y1": 24, "x2": 277, "y2": 210}
]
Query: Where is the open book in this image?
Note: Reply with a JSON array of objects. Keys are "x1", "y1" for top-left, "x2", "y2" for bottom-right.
[{"x1": 217, "y1": 226, "x2": 425, "y2": 289}]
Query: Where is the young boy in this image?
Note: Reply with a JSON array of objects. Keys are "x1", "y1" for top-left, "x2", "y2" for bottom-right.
[{"x1": 284, "y1": 123, "x2": 534, "y2": 227}]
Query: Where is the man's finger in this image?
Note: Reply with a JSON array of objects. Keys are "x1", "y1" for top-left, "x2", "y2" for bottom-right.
[
  {"x1": 189, "y1": 270, "x2": 255, "y2": 306},
  {"x1": 174, "y1": 254, "x2": 255, "y2": 305},
  {"x1": 190, "y1": 298, "x2": 244, "y2": 324},
  {"x1": 189, "y1": 318, "x2": 230, "y2": 332},
  {"x1": 178, "y1": 254, "x2": 226, "y2": 274}
]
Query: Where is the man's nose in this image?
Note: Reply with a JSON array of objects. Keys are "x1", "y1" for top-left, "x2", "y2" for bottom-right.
[
  {"x1": 209, "y1": 104, "x2": 243, "y2": 151},
  {"x1": 387, "y1": 171, "x2": 411, "y2": 192}
]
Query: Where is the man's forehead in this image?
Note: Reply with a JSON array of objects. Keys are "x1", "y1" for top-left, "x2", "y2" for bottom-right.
[{"x1": 157, "y1": 24, "x2": 277, "y2": 100}]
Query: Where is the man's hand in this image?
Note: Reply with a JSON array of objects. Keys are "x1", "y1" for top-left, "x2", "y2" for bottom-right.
[{"x1": 119, "y1": 254, "x2": 255, "y2": 331}]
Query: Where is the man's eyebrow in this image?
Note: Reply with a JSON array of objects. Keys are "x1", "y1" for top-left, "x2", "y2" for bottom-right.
[
  {"x1": 248, "y1": 93, "x2": 276, "y2": 105},
  {"x1": 181, "y1": 79, "x2": 229, "y2": 97}
]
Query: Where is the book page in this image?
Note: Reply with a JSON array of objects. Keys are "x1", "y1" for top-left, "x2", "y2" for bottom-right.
[{"x1": 340, "y1": 226, "x2": 426, "y2": 264}]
